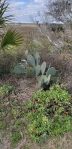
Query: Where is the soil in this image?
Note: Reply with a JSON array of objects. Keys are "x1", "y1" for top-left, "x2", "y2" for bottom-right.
[
  {"x1": 10, "y1": 77, "x2": 37, "y2": 101},
  {"x1": 0, "y1": 75, "x2": 37, "y2": 100}
]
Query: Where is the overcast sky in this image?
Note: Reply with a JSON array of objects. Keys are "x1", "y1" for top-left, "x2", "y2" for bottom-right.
[{"x1": 7, "y1": 0, "x2": 47, "y2": 23}]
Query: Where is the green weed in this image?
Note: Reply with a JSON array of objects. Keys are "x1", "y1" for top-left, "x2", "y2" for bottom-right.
[
  {"x1": 0, "y1": 84, "x2": 14, "y2": 97},
  {"x1": 26, "y1": 85, "x2": 72, "y2": 142},
  {"x1": 11, "y1": 131, "x2": 22, "y2": 145}
]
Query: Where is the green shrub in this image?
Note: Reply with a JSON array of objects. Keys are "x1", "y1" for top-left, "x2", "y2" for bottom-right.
[
  {"x1": 27, "y1": 85, "x2": 72, "y2": 142},
  {"x1": 0, "y1": 84, "x2": 14, "y2": 97},
  {"x1": 11, "y1": 131, "x2": 22, "y2": 145}
]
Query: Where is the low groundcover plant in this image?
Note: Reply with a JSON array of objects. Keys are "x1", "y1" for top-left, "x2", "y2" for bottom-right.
[{"x1": 26, "y1": 85, "x2": 72, "y2": 142}]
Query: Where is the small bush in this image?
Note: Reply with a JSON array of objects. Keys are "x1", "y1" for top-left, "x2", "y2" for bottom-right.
[
  {"x1": 27, "y1": 85, "x2": 72, "y2": 142},
  {"x1": 11, "y1": 131, "x2": 22, "y2": 145},
  {"x1": 0, "y1": 84, "x2": 14, "y2": 97}
]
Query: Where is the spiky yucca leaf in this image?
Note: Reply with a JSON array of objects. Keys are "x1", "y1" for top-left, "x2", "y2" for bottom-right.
[{"x1": 1, "y1": 29, "x2": 23, "y2": 49}]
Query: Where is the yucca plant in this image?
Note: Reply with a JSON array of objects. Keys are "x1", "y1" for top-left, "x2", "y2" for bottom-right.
[
  {"x1": 0, "y1": 0, "x2": 23, "y2": 50},
  {"x1": 1, "y1": 29, "x2": 23, "y2": 49}
]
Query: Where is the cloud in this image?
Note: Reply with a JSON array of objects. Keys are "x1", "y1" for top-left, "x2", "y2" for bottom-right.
[{"x1": 7, "y1": 0, "x2": 46, "y2": 23}]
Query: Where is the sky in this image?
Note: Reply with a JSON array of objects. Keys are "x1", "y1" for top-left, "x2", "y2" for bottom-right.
[
  {"x1": 7, "y1": 0, "x2": 47, "y2": 23},
  {"x1": 6, "y1": 0, "x2": 72, "y2": 24}
]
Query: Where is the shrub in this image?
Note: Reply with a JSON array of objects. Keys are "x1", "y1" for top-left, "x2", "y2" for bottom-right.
[
  {"x1": 0, "y1": 84, "x2": 14, "y2": 98},
  {"x1": 11, "y1": 131, "x2": 22, "y2": 145},
  {"x1": 26, "y1": 85, "x2": 72, "y2": 142}
]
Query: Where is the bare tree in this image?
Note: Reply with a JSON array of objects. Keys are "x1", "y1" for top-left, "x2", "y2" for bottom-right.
[
  {"x1": 37, "y1": 0, "x2": 72, "y2": 49},
  {"x1": 46, "y1": 0, "x2": 72, "y2": 23}
]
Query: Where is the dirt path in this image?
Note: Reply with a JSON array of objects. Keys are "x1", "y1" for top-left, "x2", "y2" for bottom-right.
[{"x1": 0, "y1": 76, "x2": 37, "y2": 100}]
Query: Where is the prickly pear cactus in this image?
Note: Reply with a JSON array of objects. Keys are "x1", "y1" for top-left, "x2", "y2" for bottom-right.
[
  {"x1": 46, "y1": 67, "x2": 57, "y2": 77},
  {"x1": 27, "y1": 54, "x2": 35, "y2": 67},
  {"x1": 34, "y1": 52, "x2": 40, "y2": 65},
  {"x1": 41, "y1": 61, "x2": 46, "y2": 75},
  {"x1": 26, "y1": 51, "x2": 57, "y2": 88},
  {"x1": 35, "y1": 65, "x2": 41, "y2": 76}
]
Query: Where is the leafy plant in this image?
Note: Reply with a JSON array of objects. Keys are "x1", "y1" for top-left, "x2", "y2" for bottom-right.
[
  {"x1": 0, "y1": 0, "x2": 23, "y2": 51},
  {"x1": 11, "y1": 131, "x2": 22, "y2": 145},
  {"x1": 0, "y1": 84, "x2": 14, "y2": 97},
  {"x1": 1, "y1": 29, "x2": 22, "y2": 49},
  {"x1": 26, "y1": 85, "x2": 72, "y2": 142}
]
